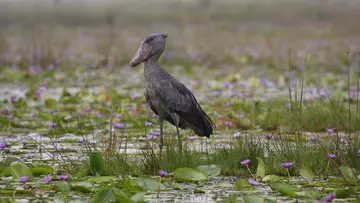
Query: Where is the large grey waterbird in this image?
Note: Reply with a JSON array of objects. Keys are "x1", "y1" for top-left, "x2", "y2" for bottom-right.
[{"x1": 129, "y1": 33, "x2": 215, "y2": 156}]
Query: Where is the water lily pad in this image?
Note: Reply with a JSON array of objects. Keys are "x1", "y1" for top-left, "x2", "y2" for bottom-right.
[
  {"x1": 255, "y1": 157, "x2": 266, "y2": 178},
  {"x1": 304, "y1": 189, "x2": 322, "y2": 200},
  {"x1": 243, "y1": 196, "x2": 275, "y2": 203},
  {"x1": 93, "y1": 187, "x2": 133, "y2": 203},
  {"x1": 88, "y1": 176, "x2": 117, "y2": 184},
  {"x1": 196, "y1": 164, "x2": 221, "y2": 177},
  {"x1": 339, "y1": 166, "x2": 356, "y2": 182},
  {"x1": 131, "y1": 192, "x2": 145, "y2": 202},
  {"x1": 90, "y1": 152, "x2": 105, "y2": 176},
  {"x1": 234, "y1": 178, "x2": 252, "y2": 191},
  {"x1": 10, "y1": 162, "x2": 33, "y2": 181},
  {"x1": 136, "y1": 177, "x2": 165, "y2": 191},
  {"x1": 30, "y1": 167, "x2": 53, "y2": 177},
  {"x1": 262, "y1": 175, "x2": 281, "y2": 183},
  {"x1": 174, "y1": 167, "x2": 208, "y2": 182},
  {"x1": 54, "y1": 181, "x2": 71, "y2": 195},
  {"x1": 268, "y1": 183, "x2": 298, "y2": 197},
  {"x1": 299, "y1": 168, "x2": 315, "y2": 184},
  {"x1": 335, "y1": 188, "x2": 352, "y2": 198}
]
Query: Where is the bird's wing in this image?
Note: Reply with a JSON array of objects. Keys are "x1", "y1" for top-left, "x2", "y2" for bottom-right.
[{"x1": 158, "y1": 79, "x2": 199, "y2": 113}]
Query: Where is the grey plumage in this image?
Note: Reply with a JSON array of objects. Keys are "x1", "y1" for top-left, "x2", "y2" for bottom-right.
[{"x1": 129, "y1": 33, "x2": 215, "y2": 155}]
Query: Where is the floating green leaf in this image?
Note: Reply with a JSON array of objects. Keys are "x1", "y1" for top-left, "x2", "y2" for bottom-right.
[
  {"x1": 174, "y1": 167, "x2": 208, "y2": 182},
  {"x1": 299, "y1": 168, "x2": 315, "y2": 184},
  {"x1": 243, "y1": 196, "x2": 276, "y2": 203},
  {"x1": 54, "y1": 181, "x2": 71, "y2": 195},
  {"x1": 131, "y1": 192, "x2": 145, "y2": 202},
  {"x1": 339, "y1": 166, "x2": 356, "y2": 182},
  {"x1": 304, "y1": 189, "x2": 322, "y2": 200},
  {"x1": 268, "y1": 183, "x2": 297, "y2": 197},
  {"x1": 93, "y1": 187, "x2": 133, "y2": 203},
  {"x1": 255, "y1": 157, "x2": 266, "y2": 178},
  {"x1": 10, "y1": 162, "x2": 33, "y2": 180},
  {"x1": 30, "y1": 167, "x2": 53, "y2": 177},
  {"x1": 234, "y1": 178, "x2": 252, "y2": 191},
  {"x1": 90, "y1": 152, "x2": 105, "y2": 176},
  {"x1": 88, "y1": 176, "x2": 117, "y2": 184},
  {"x1": 136, "y1": 177, "x2": 165, "y2": 191},
  {"x1": 45, "y1": 98, "x2": 58, "y2": 109},
  {"x1": 196, "y1": 164, "x2": 221, "y2": 177},
  {"x1": 335, "y1": 188, "x2": 352, "y2": 198},
  {"x1": 262, "y1": 175, "x2": 281, "y2": 183}
]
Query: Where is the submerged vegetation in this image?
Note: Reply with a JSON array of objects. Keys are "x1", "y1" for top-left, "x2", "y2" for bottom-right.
[{"x1": 0, "y1": 0, "x2": 360, "y2": 202}]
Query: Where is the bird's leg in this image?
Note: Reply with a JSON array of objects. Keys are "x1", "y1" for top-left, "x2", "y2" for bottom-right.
[
  {"x1": 171, "y1": 114, "x2": 182, "y2": 152},
  {"x1": 159, "y1": 117, "x2": 164, "y2": 161}
]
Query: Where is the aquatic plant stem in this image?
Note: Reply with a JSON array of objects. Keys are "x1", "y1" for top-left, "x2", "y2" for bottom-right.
[
  {"x1": 156, "y1": 177, "x2": 162, "y2": 198},
  {"x1": 286, "y1": 168, "x2": 291, "y2": 179},
  {"x1": 246, "y1": 165, "x2": 256, "y2": 180}
]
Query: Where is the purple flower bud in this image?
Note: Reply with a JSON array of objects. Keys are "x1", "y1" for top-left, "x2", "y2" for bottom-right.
[
  {"x1": 96, "y1": 113, "x2": 103, "y2": 118},
  {"x1": 19, "y1": 176, "x2": 29, "y2": 183},
  {"x1": 147, "y1": 135, "x2": 156, "y2": 140},
  {"x1": 328, "y1": 153, "x2": 336, "y2": 159},
  {"x1": 10, "y1": 97, "x2": 17, "y2": 104},
  {"x1": 0, "y1": 142, "x2": 7, "y2": 149},
  {"x1": 114, "y1": 122, "x2": 124, "y2": 129},
  {"x1": 145, "y1": 121, "x2": 152, "y2": 126},
  {"x1": 56, "y1": 175, "x2": 69, "y2": 180},
  {"x1": 265, "y1": 134, "x2": 273, "y2": 139},
  {"x1": 49, "y1": 109, "x2": 56, "y2": 114},
  {"x1": 43, "y1": 175, "x2": 52, "y2": 182},
  {"x1": 248, "y1": 178, "x2": 259, "y2": 186},
  {"x1": 240, "y1": 159, "x2": 251, "y2": 166},
  {"x1": 89, "y1": 140, "x2": 97, "y2": 145},
  {"x1": 47, "y1": 64, "x2": 55, "y2": 71},
  {"x1": 152, "y1": 132, "x2": 160, "y2": 137},
  {"x1": 280, "y1": 162, "x2": 294, "y2": 168},
  {"x1": 340, "y1": 138, "x2": 346, "y2": 143},
  {"x1": 159, "y1": 170, "x2": 168, "y2": 177}
]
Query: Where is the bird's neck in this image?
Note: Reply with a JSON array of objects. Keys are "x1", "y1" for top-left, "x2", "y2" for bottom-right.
[{"x1": 144, "y1": 55, "x2": 161, "y2": 69}]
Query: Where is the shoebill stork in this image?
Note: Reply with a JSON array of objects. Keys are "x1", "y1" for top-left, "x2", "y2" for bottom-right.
[{"x1": 129, "y1": 33, "x2": 215, "y2": 156}]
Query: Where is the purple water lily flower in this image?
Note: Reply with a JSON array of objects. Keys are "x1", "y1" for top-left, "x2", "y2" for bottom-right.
[
  {"x1": 326, "y1": 128, "x2": 334, "y2": 133},
  {"x1": 10, "y1": 97, "x2": 17, "y2": 104},
  {"x1": 47, "y1": 64, "x2": 55, "y2": 71},
  {"x1": 48, "y1": 122, "x2": 57, "y2": 128},
  {"x1": 159, "y1": 170, "x2": 168, "y2": 177},
  {"x1": 152, "y1": 132, "x2": 160, "y2": 137},
  {"x1": 49, "y1": 109, "x2": 56, "y2": 114},
  {"x1": 324, "y1": 192, "x2": 335, "y2": 202},
  {"x1": 36, "y1": 87, "x2": 46, "y2": 99},
  {"x1": 96, "y1": 113, "x2": 103, "y2": 118},
  {"x1": 340, "y1": 138, "x2": 346, "y2": 143},
  {"x1": 28, "y1": 65, "x2": 42, "y2": 75},
  {"x1": 357, "y1": 149, "x2": 360, "y2": 156},
  {"x1": 265, "y1": 134, "x2": 273, "y2": 139},
  {"x1": 77, "y1": 139, "x2": 85, "y2": 143},
  {"x1": 19, "y1": 176, "x2": 29, "y2": 183},
  {"x1": 280, "y1": 162, "x2": 294, "y2": 168},
  {"x1": 89, "y1": 140, "x2": 97, "y2": 144},
  {"x1": 6, "y1": 115, "x2": 13, "y2": 119},
  {"x1": 328, "y1": 153, "x2": 336, "y2": 159},
  {"x1": 145, "y1": 122, "x2": 152, "y2": 126},
  {"x1": 0, "y1": 142, "x2": 7, "y2": 149},
  {"x1": 43, "y1": 175, "x2": 52, "y2": 182},
  {"x1": 310, "y1": 137, "x2": 318, "y2": 141},
  {"x1": 29, "y1": 112, "x2": 36, "y2": 118},
  {"x1": 147, "y1": 135, "x2": 156, "y2": 140},
  {"x1": 224, "y1": 121, "x2": 233, "y2": 127},
  {"x1": 64, "y1": 116, "x2": 71, "y2": 120},
  {"x1": 240, "y1": 159, "x2": 251, "y2": 166},
  {"x1": 248, "y1": 178, "x2": 259, "y2": 186},
  {"x1": 56, "y1": 175, "x2": 69, "y2": 180},
  {"x1": 114, "y1": 122, "x2": 124, "y2": 129}
]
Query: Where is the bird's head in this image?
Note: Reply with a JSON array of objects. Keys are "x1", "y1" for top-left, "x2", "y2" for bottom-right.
[{"x1": 129, "y1": 33, "x2": 168, "y2": 67}]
